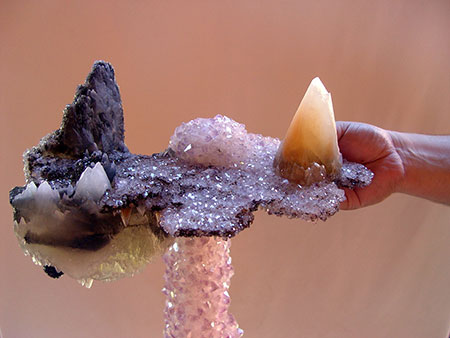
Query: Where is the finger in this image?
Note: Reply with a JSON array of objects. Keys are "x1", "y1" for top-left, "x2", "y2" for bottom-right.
[
  {"x1": 339, "y1": 187, "x2": 362, "y2": 210},
  {"x1": 336, "y1": 121, "x2": 361, "y2": 162},
  {"x1": 339, "y1": 189, "x2": 350, "y2": 210},
  {"x1": 335, "y1": 121, "x2": 351, "y2": 140},
  {"x1": 335, "y1": 121, "x2": 372, "y2": 163}
]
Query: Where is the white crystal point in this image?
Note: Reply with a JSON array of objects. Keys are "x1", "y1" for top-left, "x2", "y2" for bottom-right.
[
  {"x1": 35, "y1": 181, "x2": 60, "y2": 209},
  {"x1": 74, "y1": 162, "x2": 111, "y2": 201},
  {"x1": 14, "y1": 181, "x2": 59, "y2": 213},
  {"x1": 274, "y1": 77, "x2": 342, "y2": 184},
  {"x1": 15, "y1": 181, "x2": 37, "y2": 201}
]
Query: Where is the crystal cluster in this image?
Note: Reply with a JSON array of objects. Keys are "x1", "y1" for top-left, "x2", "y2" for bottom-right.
[
  {"x1": 12, "y1": 161, "x2": 171, "y2": 286},
  {"x1": 163, "y1": 238, "x2": 242, "y2": 337},
  {"x1": 162, "y1": 114, "x2": 354, "y2": 236},
  {"x1": 99, "y1": 117, "x2": 371, "y2": 238},
  {"x1": 169, "y1": 114, "x2": 259, "y2": 167},
  {"x1": 9, "y1": 61, "x2": 373, "y2": 285}
]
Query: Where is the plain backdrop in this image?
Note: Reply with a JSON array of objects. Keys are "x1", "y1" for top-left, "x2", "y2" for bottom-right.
[{"x1": 1, "y1": 1, "x2": 449, "y2": 337}]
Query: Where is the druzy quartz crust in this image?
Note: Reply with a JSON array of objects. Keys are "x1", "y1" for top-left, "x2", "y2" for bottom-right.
[{"x1": 9, "y1": 61, "x2": 373, "y2": 284}]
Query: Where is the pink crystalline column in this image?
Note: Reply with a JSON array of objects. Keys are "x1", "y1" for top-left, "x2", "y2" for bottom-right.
[{"x1": 163, "y1": 237, "x2": 243, "y2": 338}]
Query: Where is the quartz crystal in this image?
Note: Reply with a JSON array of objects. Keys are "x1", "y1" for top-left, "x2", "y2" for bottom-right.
[
  {"x1": 9, "y1": 61, "x2": 373, "y2": 285},
  {"x1": 163, "y1": 238, "x2": 243, "y2": 337}
]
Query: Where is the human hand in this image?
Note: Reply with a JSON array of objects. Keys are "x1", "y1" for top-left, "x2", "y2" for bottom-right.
[{"x1": 336, "y1": 121, "x2": 405, "y2": 210}]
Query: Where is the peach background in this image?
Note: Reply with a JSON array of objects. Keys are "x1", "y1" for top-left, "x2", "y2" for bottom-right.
[{"x1": 1, "y1": 1, "x2": 450, "y2": 337}]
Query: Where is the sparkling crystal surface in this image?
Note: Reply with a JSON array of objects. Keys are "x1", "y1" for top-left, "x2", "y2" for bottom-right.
[
  {"x1": 163, "y1": 237, "x2": 243, "y2": 338},
  {"x1": 160, "y1": 114, "x2": 368, "y2": 236}
]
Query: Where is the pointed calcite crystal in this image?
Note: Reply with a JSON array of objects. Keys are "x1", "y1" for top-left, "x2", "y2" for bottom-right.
[{"x1": 274, "y1": 77, "x2": 343, "y2": 185}]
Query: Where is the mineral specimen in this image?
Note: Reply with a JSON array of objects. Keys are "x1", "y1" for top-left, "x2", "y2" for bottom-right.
[
  {"x1": 274, "y1": 77, "x2": 342, "y2": 185},
  {"x1": 9, "y1": 61, "x2": 373, "y2": 285}
]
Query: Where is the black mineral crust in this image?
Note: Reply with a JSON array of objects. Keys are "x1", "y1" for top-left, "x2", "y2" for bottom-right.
[{"x1": 10, "y1": 61, "x2": 373, "y2": 243}]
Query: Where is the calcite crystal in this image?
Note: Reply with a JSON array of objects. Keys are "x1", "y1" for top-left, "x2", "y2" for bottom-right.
[
  {"x1": 274, "y1": 77, "x2": 343, "y2": 185},
  {"x1": 8, "y1": 61, "x2": 373, "y2": 285}
]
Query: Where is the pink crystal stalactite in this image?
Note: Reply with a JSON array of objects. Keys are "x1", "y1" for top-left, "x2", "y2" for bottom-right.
[{"x1": 163, "y1": 237, "x2": 243, "y2": 337}]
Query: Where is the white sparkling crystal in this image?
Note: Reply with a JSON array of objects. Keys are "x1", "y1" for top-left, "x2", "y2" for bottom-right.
[
  {"x1": 74, "y1": 162, "x2": 111, "y2": 201},
  {"x1": 169, "y1": 115, "x2": 253, "y2": 167}
]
